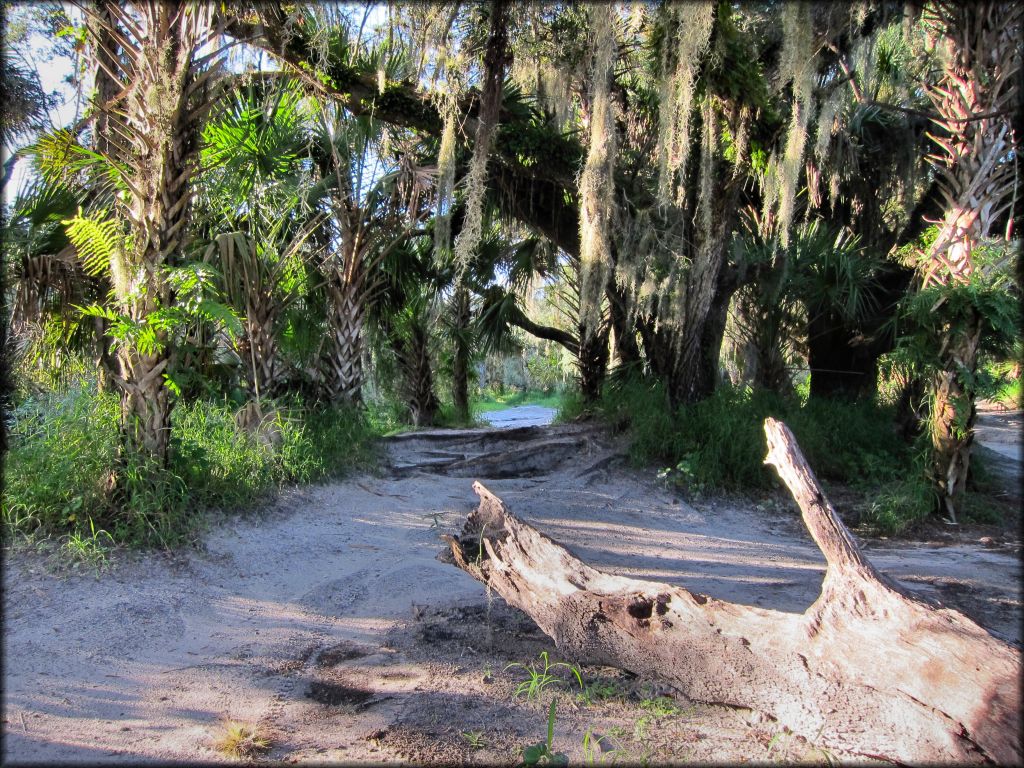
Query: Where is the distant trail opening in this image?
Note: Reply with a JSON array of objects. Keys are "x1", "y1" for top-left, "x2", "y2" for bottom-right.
[{"x1": 479, "y1": 405, "x2": 557, "y2": 429}]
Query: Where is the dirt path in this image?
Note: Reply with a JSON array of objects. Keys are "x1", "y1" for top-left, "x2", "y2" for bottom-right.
[
  {"x1": 478, "y1": 404, "x2": 557, "y2": 429},
  {"x1": 3, "y1": 418, "x2": 1021, "y2": 764}
]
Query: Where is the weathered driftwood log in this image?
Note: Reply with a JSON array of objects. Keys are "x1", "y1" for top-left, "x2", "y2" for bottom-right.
[{"x1": 442, "y1": 417, "x2": 1021, "y2": 764}]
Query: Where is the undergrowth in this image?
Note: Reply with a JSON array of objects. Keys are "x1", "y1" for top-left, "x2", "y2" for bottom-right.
[
  {"x1": 597, "y1": 377, "x2": 998, "y2": 535},
  {"x1": 3, "y1": 382, "x2": 380, "y2": 550}
]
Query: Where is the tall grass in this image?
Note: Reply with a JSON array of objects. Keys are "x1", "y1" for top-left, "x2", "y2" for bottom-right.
[
  {"x1": 598, "y1": 378, "x2": 943, "y2": 534},
  {"x1": 4, "y1": 384, "x2": 120, "y2": 540},
  {"x1": 3, "y1": 384, "x2": 380, "y2": 549}
]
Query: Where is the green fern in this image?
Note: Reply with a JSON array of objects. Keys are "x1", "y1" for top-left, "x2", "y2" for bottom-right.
[{"x1": 62, "y1": 211, "x2": 127, "y2": 279}]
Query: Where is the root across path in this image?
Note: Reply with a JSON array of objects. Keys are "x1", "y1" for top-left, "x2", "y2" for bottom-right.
[{"x1": 3, "y1": 416, "x2": 1021, "y2": 764}]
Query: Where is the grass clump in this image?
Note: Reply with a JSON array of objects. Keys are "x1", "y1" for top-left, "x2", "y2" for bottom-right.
[
  {"x1": 3, "y1": 383, "x2": 120, "y2": 540},
  {"x1": 860, "y1": 476, "x2": 935, "y2": 535},
  {"x1": 506, "y1": 651, "x2": 583, "y2": 701},
  {"x1": 214, "y1": 720, "x2": 272, "y2": 759},
  {"x1": 461, "y1": 730, "x2": 488, "y2": 749},
  {"x1": 601, "y1": 379, "x2": 913, "y2": 492}
]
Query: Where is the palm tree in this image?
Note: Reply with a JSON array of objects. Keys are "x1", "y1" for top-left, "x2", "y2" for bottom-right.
[
  {"x1": 370, "y1": 235, "x2": 443, "y2": 427},
  {"x1": 914, "y1": 0, "x2": 1021, "y2": 521},
  {"x1": 311, "y1": 101, "x2": 432, "y2": 407},
  {"x1": 199, "y1": 81, "x2": 322, "y2": 409},
  {"x1": 79, "y1": 1, "x2": 224, "y2": 468}
]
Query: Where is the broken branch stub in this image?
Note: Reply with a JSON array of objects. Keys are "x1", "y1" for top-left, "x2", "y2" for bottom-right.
[{"x1": 442, "y1": 418, "x2": 1021, "y2": 764}]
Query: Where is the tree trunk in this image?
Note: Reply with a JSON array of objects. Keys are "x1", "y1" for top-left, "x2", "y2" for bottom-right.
[
  {"x1": 88, "y1": 1, "x2": 218, "y2": 468},
  {"x1": 87, "y1": 3, "x2": 121, "y2": 394},
  {"x1": 607, "y1": 281, "x2": 642, "y2": 370},
  {"x1": 117, "y1": 345, "x2": 171, "y2": 465},
  {"x1": 444, "y1": 419, "x2": 1021, "y2": 764},
  {"x1": 917, "y1": 1, "x2": 1020, "y2": 518},
  {"x1": 93, "y1": 312, "x2": 118, "y2": 394},
  {"x1": 398, "y1": 320, "x2": 439, "y2": 428},
  {"x1": 699, "y1": 266, "x2": 738, "y2": 394},
  {"x1": 666, "y1": 178, "x2": 744, "y2": 409},
  {"x1": 322, "y1": 276, "x2": 365, "y2": 406},
  {"x1": 576, "y1": 320, "x2": 609, "y2": 404},
  {"x1": 930, "y1": 308, "x2": 982, "y2": 523},
  {"x1": 451, "y1": 284, "x2": 471, "y2": 422},
  {"x1": 806, "y1": 311, "x2": 876, "y2": 401},
  {"x1": 667, "y1": 243, "x2": 733, "y2": 409},
  {"x1": 242, "y1": 301, "x2": 278, "y2": 402}
]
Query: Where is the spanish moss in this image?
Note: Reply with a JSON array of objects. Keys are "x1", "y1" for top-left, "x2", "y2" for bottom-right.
[{"x1": 578, "y1": 2, "x2": 617, "y2": 340}]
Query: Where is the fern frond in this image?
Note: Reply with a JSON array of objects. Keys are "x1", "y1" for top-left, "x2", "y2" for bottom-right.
[{"x1": 62, "y1": 212, "x2": 127, "y2": 278}]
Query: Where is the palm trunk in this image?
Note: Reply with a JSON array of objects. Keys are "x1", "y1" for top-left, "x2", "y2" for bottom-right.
[
  {"x1": 917, "y1": 1, "x2": 1020, "y2": 520},
  {"x1": 93, "y1": 312, "x2": 118, "y2": 393},
  {"x1": 87, "y1": 3, "x2": 121, "y2": 394},
  {"x1": 929, "y1": 309, "x2": 982, "y2": 522},
  {"x1": 243, "y1": 303, "x2": 278, "y2": 402},
  {"x1": 401, "y1": 321, "x2": 439, "y2": 427},
  {"x1": 118, "y1": 346, "x2": 171, "y2": 461},
  {"x1": 323, "y1": 276, "x2": 365, "y2": 406},
  {"x1": 87, "y1": 1, "x2": 218, "y2": 468}
]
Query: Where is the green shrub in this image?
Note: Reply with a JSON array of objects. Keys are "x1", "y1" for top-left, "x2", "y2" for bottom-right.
[
  {"x1": 602, "y1": 378, "x2": 917, "y2": 493},
  {"x1": 4, "y1": 388, "x2": 379, "y2": 548},
  {"x1": 604, "y1": 376, "x2": 1010, "y2": 533},
  {"x1": 554, "y1": 389, "x2": 589, "y2": 423},
  {"x1": 860, "y1": 476, "x2": 935, "y2": 536},
  {"x1": 994, "y1": 377, "x2": 1022, "y2": 409},
  {"x1": 173, "y1": 399, "x2": 278, "y2": 511}
]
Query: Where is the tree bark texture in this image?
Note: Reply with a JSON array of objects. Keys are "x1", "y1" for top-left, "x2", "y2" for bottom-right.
[
  {"x1": 395, "y1": 320, "x2": 439, "y2": 428},
  {"x1": 322, "y1": 275, "x2": 365, "y2": 406},
  {"x1": 86, "y1": 2, "x2": 122, "y2": 393},
  {"x1": 88, "y1": 1, "x2": 220, "y2": 466},
  {"x1": 240, "y1": 300, "x2": 279, "y2": 401},
  {"x1": 451, "y1": 284, "x2": 471, "y2": 422},
  {"x1": 444, "y1": 419, "x2": 1021, "y2": 764},
  {"x1": 576, "y1": 319, "x2": 610, "y2": 404},
  {"x1": 929, "y1": 308, "x2": 983, "y2": 523},
  {"x1": 919, "y1": 1, "x2": 1021, "y2": 518}
]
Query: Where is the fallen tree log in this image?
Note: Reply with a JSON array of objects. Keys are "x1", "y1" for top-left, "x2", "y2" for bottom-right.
[{"x1": 442, "y1": 417, "x2": 1021, "y2": 764}]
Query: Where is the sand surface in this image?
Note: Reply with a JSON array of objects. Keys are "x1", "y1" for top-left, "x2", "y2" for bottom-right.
[
  {"x1": 3, "y1": 412, "x2": 1020, "y2": 764},
  {"x1": 478, "y1": 404, "x2": 558, "y2": 429}
]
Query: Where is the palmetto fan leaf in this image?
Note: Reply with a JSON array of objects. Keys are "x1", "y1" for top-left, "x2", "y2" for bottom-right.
[
  {"x1": 9, "y1": 174, "x2": 81, "y2": 257},
  {"x1": 202, "y1": 82, "x2": 313, "y2": 199},
  {"x1": 792, "y1": 220, "x2": 879, "y2": 323}
]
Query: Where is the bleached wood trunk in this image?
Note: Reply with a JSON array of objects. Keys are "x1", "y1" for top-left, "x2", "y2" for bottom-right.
[{"x1": 443, "y1": 418, "x2": 1021, "y2": 764}]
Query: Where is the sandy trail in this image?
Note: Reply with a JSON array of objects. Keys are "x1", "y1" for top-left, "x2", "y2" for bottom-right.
[
  {"x1": 478, "y1": 404, "x2": 558, "y2": 429},
  {"x1": 3, "y1": 415, "x2": 1020, "y2": 764}
]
